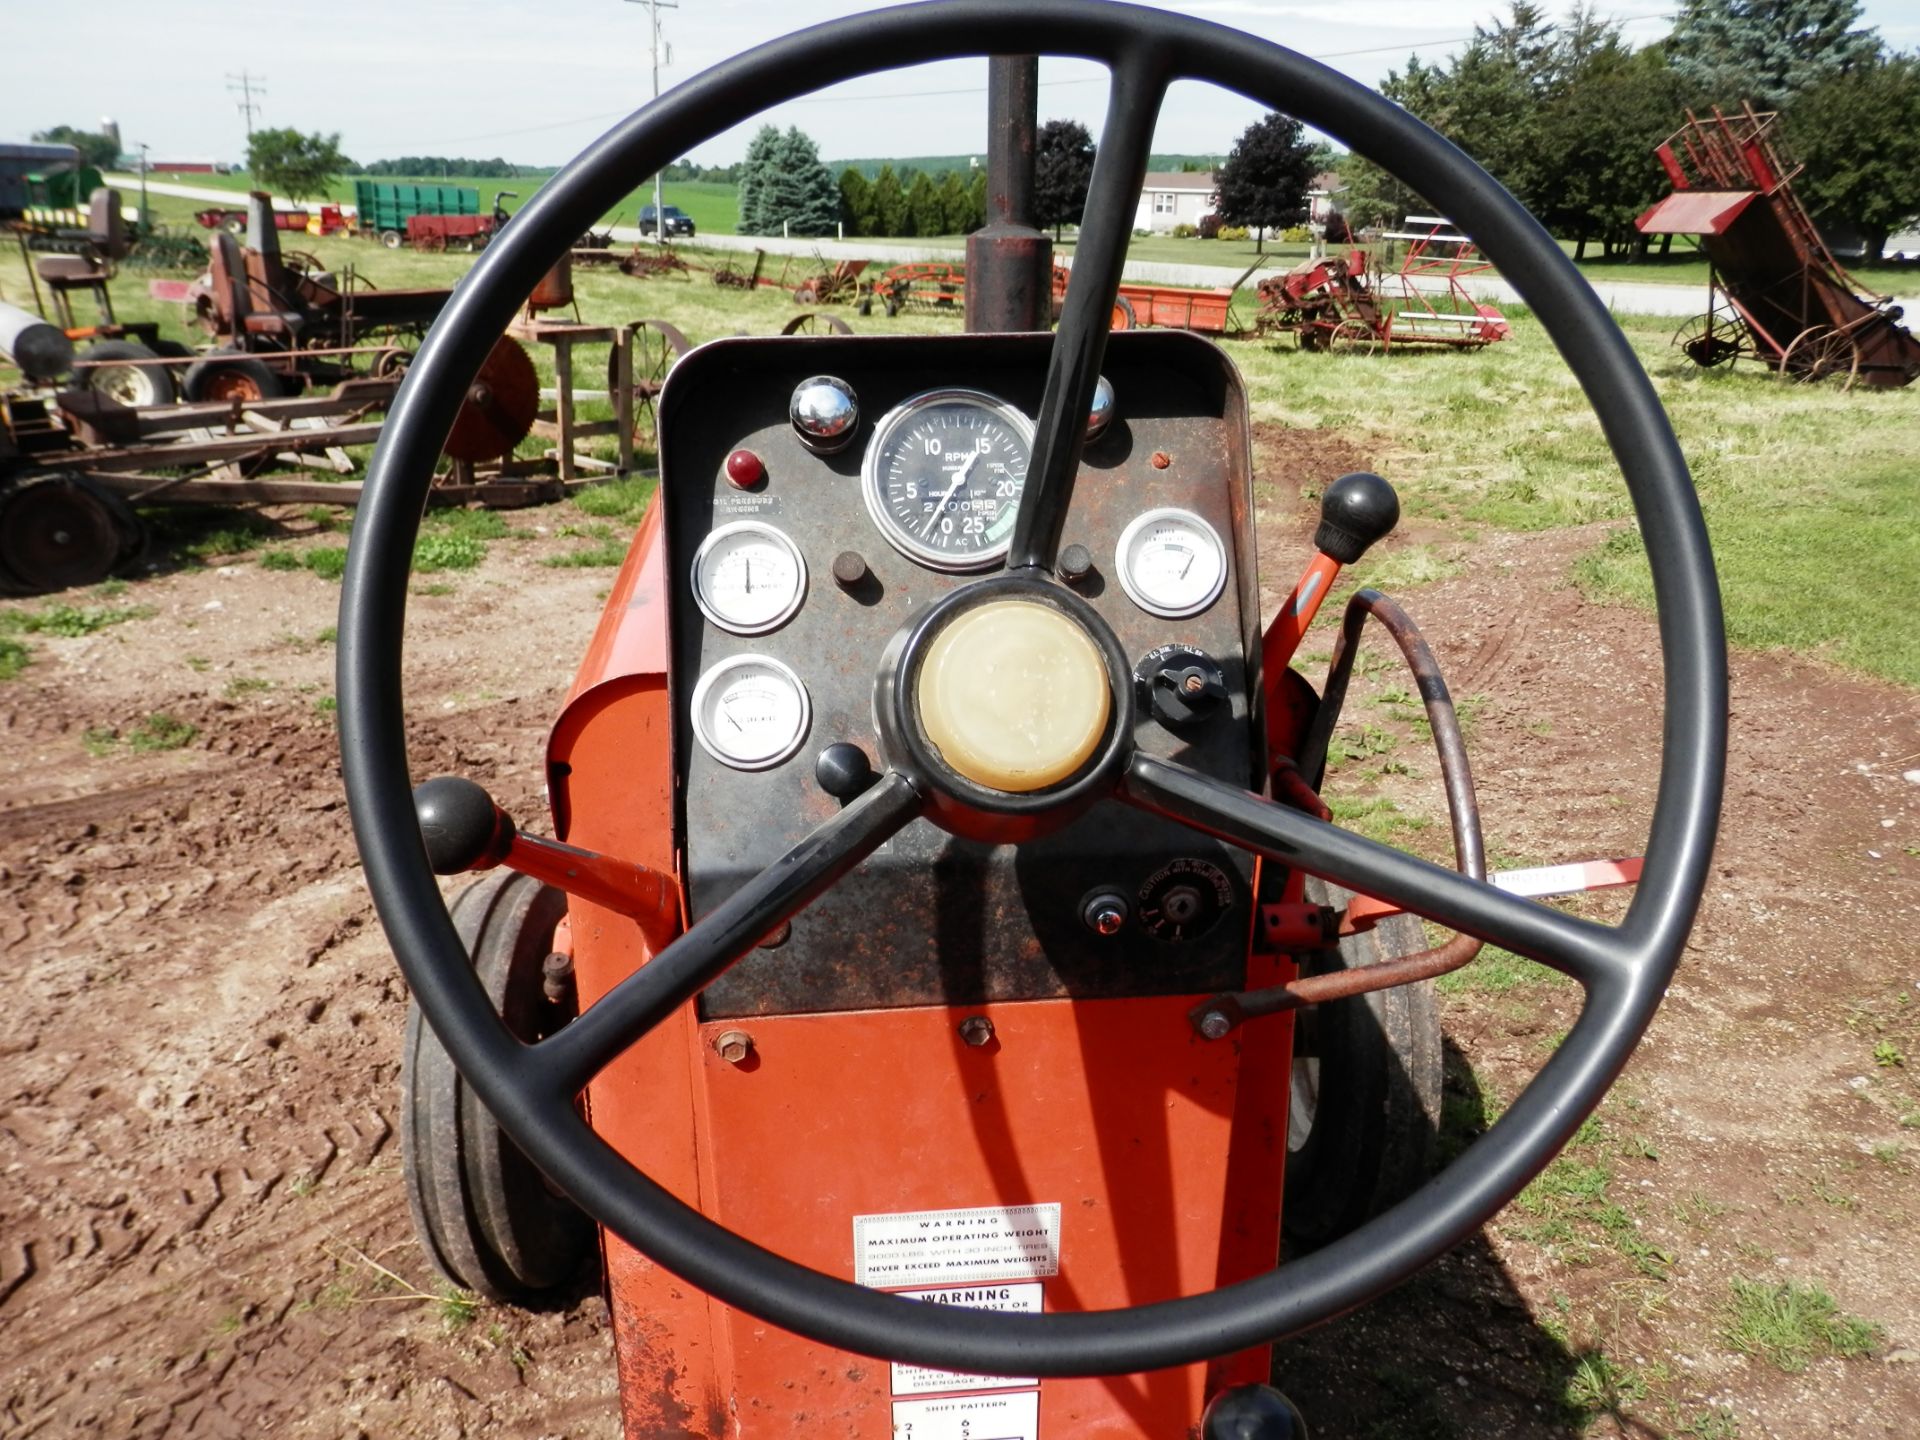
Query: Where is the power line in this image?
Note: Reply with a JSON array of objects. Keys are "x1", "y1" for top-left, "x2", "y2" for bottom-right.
[
  {"x1": 227, "y1": 70, "x2": 267, "y2": 141},
  {"x1": 415, "y1": 9, "x2": 1682, "y2": 146}
]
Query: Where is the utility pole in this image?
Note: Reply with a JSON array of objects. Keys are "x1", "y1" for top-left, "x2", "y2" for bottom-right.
[
  {"x1": 623, "y1": 0, "x2": 678, "y2": 244},
  {"x1": 227, "y1": 69, "x2": 266, "y2": 148},
  {"x1": 137, "y1": 142, "x2": 151, "y2": 237}
]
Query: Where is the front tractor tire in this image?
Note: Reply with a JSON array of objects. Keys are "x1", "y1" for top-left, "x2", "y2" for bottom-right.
[
  {"x1": 1283, "y1": 879, "x2": 1445, "y2": 1252},
  {"x1": 401, "y1": 870, "x2": 594, "y2": 1303}
]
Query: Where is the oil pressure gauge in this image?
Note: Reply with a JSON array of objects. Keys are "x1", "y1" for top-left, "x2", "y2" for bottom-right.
[
  {"x1": 691, "y1": 521, "x2": 807, "y2": 635},
  {"x1": 690, "y1": 654, "x2": 811, "y2": 770},
  {"x1": 1114, "y1": 508, "x2": 1228, "y2": 619}
]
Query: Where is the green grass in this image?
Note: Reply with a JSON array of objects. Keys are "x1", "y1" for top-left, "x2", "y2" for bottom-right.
[
  {"x1": 1722, "y1": 1278, "x2": 1883, "y2": 1373},
  {"x1": 572, "y1": 477, "x2": 658, "y2": 520},
  {"x1": 0, "y1": 602, "x2": 154, "y2": 638},
  {"x1": 304, "y1": 548, "x2": 349, "y2": 581},
  {"x1": 0, "y1": 638, "x2": 29, "y2": 680},
  {"x1": 542, "y1": 541, "x2": 631, "y2": 568},
  {"x1": 1435, "y1": 944, "x2": 1575, "y2": 996},
  {"x1": 1575, "y1": 451, "x2": 1920, "y2": 686},
  {"x1": 127, "y1": 713, "x2": 198, "y2": 752},
  {"x1": 412, "y1": 533, "x2": 485, "y2": 572}
]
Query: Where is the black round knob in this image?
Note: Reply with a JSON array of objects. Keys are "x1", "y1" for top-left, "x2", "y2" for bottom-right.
[
  {"x1": 412, "y1": 775, "x2": 512, "y2": 874},
  {"x1": 1314, "y1": 471, "x2": 1399, "y2": 564},
  {"x1": 1056, "y1": 543, "x2": 1093, "y2": 586},
  {"x1": 814, "y1": 743, "x2": 877, "y2": 802},
  {"x1": 832, "y1": 550, "x2": 869, "y2": 589},
  {"x1": 1201, "y1": 1384, "x2": 1311, "y2": 1440}
]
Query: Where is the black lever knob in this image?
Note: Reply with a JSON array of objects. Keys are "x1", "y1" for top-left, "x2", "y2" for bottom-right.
[
  {"x1": 815, "y1": 742, "x2": 878, "y2": 802},
  {"x1": 1201, "y1": 1384, "x2": 1310, "y2": 1440},
  {"x1": 412, "y1": 775, "x2": 515, "y2": 874},
  {"x1": 1314, "y1": 471, "x2": 1399, "y2": 564}
]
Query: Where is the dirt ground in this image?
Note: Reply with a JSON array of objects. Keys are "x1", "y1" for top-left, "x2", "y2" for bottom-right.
[{"x1": 2, "y1": 451, "x2": 1916, "y2": 1438}]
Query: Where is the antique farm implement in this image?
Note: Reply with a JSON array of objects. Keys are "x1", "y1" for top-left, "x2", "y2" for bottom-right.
[
  {"x1": 338, "y1": 7, "x2": 1724, "y2": 1439},
  {"x1": 1638, "y1": 104, "x2": 1920, "y2": 389},
  {"x1": 1257, "y1": 220, "x2": 1510, "y2": 352}
]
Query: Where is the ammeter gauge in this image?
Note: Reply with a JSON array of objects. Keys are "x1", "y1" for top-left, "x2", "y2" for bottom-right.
[
  {"x1": 689, "y1": 654, "x2": 811, "y2": 770},
  {"x1": 1114, "y1": 508, "x2": 1228, "y2": 619},
  {"x1": 861, "y1": 388, "x2": 1034, "y2": 572},
  {"x1": 691, "y1": 521, "x2": 807, "y2": 635}
]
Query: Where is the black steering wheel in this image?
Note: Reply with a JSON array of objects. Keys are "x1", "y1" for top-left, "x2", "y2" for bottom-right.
[{"x1": 340, "y1": 0, "x2": 1725, "y2": 1378}]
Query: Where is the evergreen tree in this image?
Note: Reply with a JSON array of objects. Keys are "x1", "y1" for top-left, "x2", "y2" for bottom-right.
[
  {"x1": 1033, "y1": 119, "x2": 1096, "y2": 238},
  {"x1": 736, "y1": 125, "x2": 783, "y2": 234},
  {"x1": 1667, "y1": 0, "x2": 1879, "y2": 107},
  {"x1": 937, "y1": 171, "x2": 972, "y2": 235},
  {"x1": 1214, "y1": 112, "x2": 1316, "y2": 249},
  {"x1": 839, "y1": 167, "x2": 876, "y2": 237},
  {"x1": 871, "y1": 164, "x2": 908, "y2": 236},
  {"x1": 906, "y1": 172, "x2": 941, "y2": 237},
  {"x1": 1789, "y1": 51, "x2": 1920, "y2": 261},
  {"x1": 965, "y1": 170, "x2": 989, "y2": 233},
  {"x1": 738, "y1": 126, "x2": 838, "y2": 236}
]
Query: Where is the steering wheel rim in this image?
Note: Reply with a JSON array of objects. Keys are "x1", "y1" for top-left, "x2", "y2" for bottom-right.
[{"x1": 340, "y1": 0, "x2": 1725, "y2": 1377}]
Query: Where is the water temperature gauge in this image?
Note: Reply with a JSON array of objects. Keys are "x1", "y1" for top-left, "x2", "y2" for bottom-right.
[
  {"x1": 691, "y1": 521, "x2": 808, "y2": 635},
  {"x1": 1114, "y1": 507, "x2": 1228, "y2": 619},
  {"x1": 690, "y1": 654, "x2": 811, "y2": 770}
]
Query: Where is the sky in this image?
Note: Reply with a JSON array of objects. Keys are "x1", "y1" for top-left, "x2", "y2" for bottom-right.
[{"x1": 4, "y1": 0, "x2": 1917, "y2": 171}]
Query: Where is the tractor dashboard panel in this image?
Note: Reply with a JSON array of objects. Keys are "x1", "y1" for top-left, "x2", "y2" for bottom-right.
[{"x1": 657, "y1": 332, "x2": 1264, "y2": 1018}]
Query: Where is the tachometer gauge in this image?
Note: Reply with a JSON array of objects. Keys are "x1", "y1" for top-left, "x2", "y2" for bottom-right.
[
  {"x1": 690, "y1": 654, "x2": 811, "y2": 770},
  {"x1": 691, "y1": 521, "x2": 807, "y2": 635},
  {"x1": 861, "y1": 388, "x2": 1035, "y2": 572},
  {"x1": 1115, "y1": 508, "x2": 1228, "y2": 619}
]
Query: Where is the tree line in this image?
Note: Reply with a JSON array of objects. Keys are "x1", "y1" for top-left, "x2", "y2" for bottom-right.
[{"x1": 1339, "y1": 0, "x2": 1920, "y2": 262}]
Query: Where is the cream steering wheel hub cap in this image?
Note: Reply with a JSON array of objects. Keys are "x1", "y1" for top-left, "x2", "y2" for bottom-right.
[{"x1": 916, "y1": 600, "x2": 1112, "y2": 793}]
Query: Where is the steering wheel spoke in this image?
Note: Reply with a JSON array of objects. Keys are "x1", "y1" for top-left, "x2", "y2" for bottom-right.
[
  {"x1": 1009, "y1": 54, "x2": 1169, "y2": 571},
  {"x1": 531, "y1": 771, "x2": 923, "y2": 1099},
  {"x1": 1120, "y1": 750, "x2": 1631, "y2": 990}
]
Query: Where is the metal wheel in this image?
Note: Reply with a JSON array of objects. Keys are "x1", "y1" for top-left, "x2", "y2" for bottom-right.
[
  {"x1": 343, "y1": 0, "x2": 1726, "y2": 1376},
  {"x1": 79, "y1": 341, "x2": 177, "y2": 408},
  {"x1": 1328, "y1": 318, "x2": 1379, "y2": 354},
  {"x1": 0, "y1": 474, "x2": 136, "y2": 595},
  {"x1": 1672, "y1": 312, "x2": 1743, "y2": 368},
  {"x1": 381, "y1": 230, "x2": 404, "y2": 249},
  {"x1": 780, "y1": 311, "x2": 854, "y2": 336},
  {"x1": 182, "y1": 351, "x2": 283, "y2": 404},
  {"x1": 1780, "y1": 324, "x2": 1862, "y2": 390},
  {"x1": 607, "y1": 319, "x2": 692, "y2": 452},
  {"x1": 402, "y1": 869, "x2": 594, "y2": 1302}
]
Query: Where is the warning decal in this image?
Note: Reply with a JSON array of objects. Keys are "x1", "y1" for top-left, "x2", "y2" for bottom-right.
[
  {"x1": 889, "y1": 1283, "x2": 1043, "y2": 1395},
  {"x1": 853, "y1": 1204, "x2": 1062, "y2": 1288},
  {"x1": 892, "y1": 1389, "x2": 1040, "y2": 1440}
]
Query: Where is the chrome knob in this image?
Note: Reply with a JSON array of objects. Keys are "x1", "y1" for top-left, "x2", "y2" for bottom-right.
[
  {"x1": 790, "y1": 375, "x2": 858, "y2": 453},
  {"x1": 1087, "y1": 374, "x2": 1115, "y2": 440}
]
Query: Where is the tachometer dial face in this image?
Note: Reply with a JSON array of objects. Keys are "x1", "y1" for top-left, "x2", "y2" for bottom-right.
[
  {"x1": 1115, "y1": 508, "x2": 1228, "y2": 619},
  {"x1": 691, "y1": 521, "x2": 807, "y2": 635},
  {"x1": 861, "y1": 388, "x2": 1035, "y2": 572},
  {"x1": 690, "y1": 654, "x2": 811, "y2": 770}
]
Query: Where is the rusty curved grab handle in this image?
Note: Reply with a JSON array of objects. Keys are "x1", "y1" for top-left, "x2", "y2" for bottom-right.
[{"x1": 1197, "y1": 588, "x2": 1486, "y2": 1031}]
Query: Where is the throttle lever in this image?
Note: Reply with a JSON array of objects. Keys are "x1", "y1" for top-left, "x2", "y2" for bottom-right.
[{"x1": 413, "y1": 776, "x2": 680, "y2": 947}]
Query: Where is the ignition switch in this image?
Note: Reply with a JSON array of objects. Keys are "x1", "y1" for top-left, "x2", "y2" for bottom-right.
[
  {"x1": 1135, "y1": 643, "x2": 1227, "y2": 728},
  {"x1": 1137, "y1": 858, "x2": 1234, "y2": 943}
]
